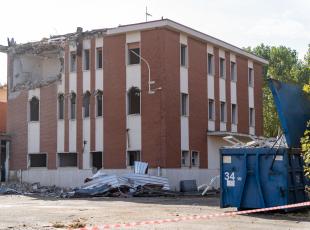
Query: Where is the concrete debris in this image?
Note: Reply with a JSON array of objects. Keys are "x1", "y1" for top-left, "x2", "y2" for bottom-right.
[
  {"x1": 68, "y1": 172, "x2": 173, "y2": 198},
  {"x1": 0, "y1": 182, "x2": 69, "y2": 197},
  {"x1": 222, "y1": 135, "x2": 288, "y2": 148}
]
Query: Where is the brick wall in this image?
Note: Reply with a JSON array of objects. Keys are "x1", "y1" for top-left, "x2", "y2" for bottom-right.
[
  {"x1": 0, "y1": 102, "x2": 7, "y2": 133},
  {"x1": 103, "y1": 34, "x2": 127, "y2": 168},
  {"x1": 40, "y1": 83, "x2": 57, "y2": 169},
  {"x1": 236, "y1": 55, "x2": 249, "y2": 133},
  {"x1": 188, "y1": 38, "x2": 208, "y2": 168},
  {"x1": 254, "y1": 62, "x2": 264, "y2": 136},
  {"x1": 225, "y1": 52, "x2": 231, "y2": 131}
]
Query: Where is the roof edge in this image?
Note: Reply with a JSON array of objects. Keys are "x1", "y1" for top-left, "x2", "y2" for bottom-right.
[{"x1": 107, "y1": 19, "x2": 268, "y2": 65}]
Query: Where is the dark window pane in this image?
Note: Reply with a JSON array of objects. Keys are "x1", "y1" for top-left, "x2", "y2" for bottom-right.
[
  {"x1": 128, "y1": 151, "x2": 140, "y2": 166},
  {"x1": 181, "y1": 44, "x2": 187, "y2": 66},
  {"x1": 29, "y1": 154, "x2": 47, "y2": 167},
  {"x1": 84, "y1": 49, "x2": 90, "y2": 70},
  {"x1": 208, "y1": 54, "x2": 213, "y2": 75},
  {"x1": 83, "y1": 92, "x2": 91, "y2": 118},
  {"x1": 96, "y1": 91, "x2": 103, "y2": 116},
  {"x1": 128, "y1": 48, "x2": 140, "y2": 64},
  {"x1": 30, "y1": 97, "x2": 39, "y2": 121},
  {"x1": 58, "y1": 153, "x2": 77, "y2": 167},
  {"x1": 128, "y1": 87, "x2": 140, "y2": 114},
  {"x1": 70, "y1": 93, "x2": 76, "y2": 119},
  {"x1": 58, "y1": 94, "x2": 64, "y2": 119},
  {"x1": 97, "y1": 48, "x2": 103, "y2": 69},
  {"x1": 92, "y1": 151, "x2": 102, "y2": 170}
]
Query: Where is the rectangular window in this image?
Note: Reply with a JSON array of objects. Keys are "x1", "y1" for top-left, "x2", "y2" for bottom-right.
[
  {"x1": 128, "y1": 87, "x2": 140, "y2": 115},
  {"x1": 208, "y1": 99, "x2": 215, "y2": 120},
  {"x1": 220, "y1": 101, "x2": 226, "y2": 122},
  {"x1": 248, "y1": 68, "x2": 254, "y2": 87},
  {"x1": 231, "y1": 62, "x2": 236, "y2": 81},
  {"x1": 29, "y1": 154, "x2": 47, "y2": 167},
  {"x1": 96, "y1": 91, "x2": 103, "y2": 117},
  {"x1": 220, "y1": 58, "x2": 225, "y2": 78},
  {"x1": 83, "y1": 92, "x2": 90, "y2": 118},
  {"x1": 181, "y1": 151, "x2": 190, "y2": 167},
  {"x1": 181, "y1": 93, "x2": 188, "y2": 116},
  {"x1": 70, "y1": 94, "x2": 76, "y2": 120},
  {"x1": 30, "y1": 97, "x2": 39, "y2": 122},
  {"x1": 58, "y1": 152, "x2": 77, "y2": 167},
  {"x1": 208, "y1": 53, "x2": 214, "y2": 75},
  {"x1": 128, "y1": 43, "x2": 140, "y2": 65},
  {"x1": 249, "y1": 108, "x2": 255, "y2": 127},
  {"x1": 96, "y1": 48, "x2": 103, "y2": 69},
  {"x1": 58, "y1": 94, "x2": 64, "y2": 120},
  {"x1": 231, "y1": 104, "x2": 237, "y2": 124},
  {"x1": 127, "y1": 151, "x2": 141, "y2": 166},
  {"x1": 83, "y1": 49, "x2": 90, "y2": 70},
  {"x1": 91, "y1": 151, "x2": 102, "y2": 170},
  {"x1": 191, "y1": 151, "x2": 199, "y2": 167},
  {"x1": 70, "y1": 52, "x2": 76, "y2": 72},
  {"x1": 180, "y1": 44, "x2": 187, "y2": 67}
]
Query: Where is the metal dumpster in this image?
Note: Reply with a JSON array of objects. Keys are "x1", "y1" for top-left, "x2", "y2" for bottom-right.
[{"x1": 220, "y1": 147, "x2": 307, "y2": 209}]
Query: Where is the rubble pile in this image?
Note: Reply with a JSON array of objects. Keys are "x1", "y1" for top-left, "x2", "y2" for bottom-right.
[
  {"x1": 0, "y1": 182, "x2": 69, "y2": 197},
  {"x1": 67, "y1": 172, "x2": 175, "y2": 198}
]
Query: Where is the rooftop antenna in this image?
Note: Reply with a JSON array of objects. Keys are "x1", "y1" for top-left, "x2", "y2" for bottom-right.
[{"x1": 145, "y1": 5, "x2": 152, "y2": 22}]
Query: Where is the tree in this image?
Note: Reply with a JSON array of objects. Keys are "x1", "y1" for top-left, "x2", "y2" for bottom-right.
[{"x1": 246, "y1": 44, "x2": 310, "y2": 137}]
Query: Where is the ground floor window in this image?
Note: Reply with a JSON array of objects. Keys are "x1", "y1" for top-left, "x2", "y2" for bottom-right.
[
  {"x1": 127, "y1": 151, "x2": 141, "y2": 166},
  {"x1": 28, "y1": 153, "x2": 47, "y2": 167},
  {"x1": 91, "y1": 151, "x2": 103, "y2": 170},
  {"x1": 181, "y1": 150, "x2": 190, "y2": 167},
  {"x1": 191, "y1": 151, "x2": 200, "y2": 167},
  {"x1": 58, "y1": 152, "x2": 77, "y2": 167}
]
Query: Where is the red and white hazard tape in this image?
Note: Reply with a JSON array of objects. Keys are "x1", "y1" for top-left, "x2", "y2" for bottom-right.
[{"x1": 74, "y1": 201, "x2": 310, "y2": 230}]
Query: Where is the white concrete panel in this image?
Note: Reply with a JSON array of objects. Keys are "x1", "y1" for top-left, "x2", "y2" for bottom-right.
[
  {"x1": 208, "y1": 75, "x2": 214, "y2": 99},
  {"x1": 83, "y1": 71, "x2": 91, "y2": 92},
  {"x1": 248, "y1": 87, "x2": 254, "y2": 108},
  {"x1": 17, "y1": 167, "x2": 221, "y2": 191},
  {"x1": 180, "y1": 67, "x2": 188, "y2": 93},
  {"x1": 219, "y1": 49, "x2": 225, "y2": 58},
  {"x1": 230, "y1": 82, "x2": 237, "y2": 104},
  {"x1": 126, "y1": 65, "x2": 141, "y2": 90},
  {"x1": 28, "y1": 122, "x2": 40, "y2": 153},
  {"x1": 57, "y1": 120, "x2": 64, "y2": 153},
  {"x1": 83, "y1": 119, "x2": 91, "y2": 169},
  {"x1": 126, "y1": 32, "x2": 141, "y2": 43},
  {"x1": 231, "y1": 124, "x2": 238, "y2": 132},
  {"x1": 95, "y1": 117, "x2": 103, "y2": 151},
  {"x1": 69, "y1": 120, "x2": 76, "y2": 152},
  {"x1": 207, "y1": 44, "x2": 214, "y2": 54},
  {"x1": 127, "y1": 115, "x2": 141, "y2": 150},
  {"x1": 69, "y1": 73, "x2": 77, "y2": 92},
  {"x1": 28, "y1": 88, "x2": 40, "y2": 100},
  {"x1": 83, "y1": 39, "x2": 91, "y2": 49},
  {"x1": 220, "y1": 122, "x2": 226, "y2": 131},
  {"x1": 207, "y1": 136, "x2": 231, "y2": 170},
  {"x1": 180, "y1": 34, "x2": 187, "y2": 44},
  {"x1": 249, "y1": 127, "x2": 255, "y2": 135},
  {"x1": 208, "y1": 120, "x2": 215, "y2": 131},
  {"x1": 230, "y1": 53, "x2": 236, "y2": 62},
  {"x1": 181, "y1": 116, "x2": 189, "y2": 150},
  {"x1": 248, "y1": 60, "x2": 254, "y2": 68},
  {"x1": 96, "y1": 37, "x2": 103, "y2": 48},
  {"x1": 95, "y1": 69, "x2": 104, "y2": 90},
  {"x1": 219, "y1": 78, "x2": 226, "y2": 101}
]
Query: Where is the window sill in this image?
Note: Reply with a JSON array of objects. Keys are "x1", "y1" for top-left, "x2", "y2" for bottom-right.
[
  {"x1": 96, "y1": 68, "x2": 103, "y2": 70},
  {"x1": 83, "y1": 117, "x2": 90, "y2": 120},
  {"x1": 28, "y1": 121, "x2": 39, "y2": 123},
  {"x1": 128, "y1": 113, "x2": 141, "y2": 117},
  {"x1": 181, "y1": 115, "x2": 189, "y2": 117},
  {"x1": 208, "y1": 118, "x2": 215, "y2": 121},
  {"x1": 28, "y1": 167, "x2": 47, "y2": 169},
  {"x1": 83, "y1": 70, "x2": 90, "y2": 73},
  {"x1": 69, "y1": 119, "x2": 76, "y2": 121},
  {"x1": 96, "y1": 115, "x2": 103, "y2": 118},
  {"x1": 127, "y1": 63, "x2": 141, "y2": 66},
  {"x1": 180, "y1": 65, "x2": 188, "y2": 69},
  {"x1": 208, "y1": 74, "x2": 214, "y2": 77},
  {"x1": 70, "y1": 71, "x2": 76, "y2": 74},
  {"x1": 231, "y1": 80, "x2": 237, "y2": 83}
]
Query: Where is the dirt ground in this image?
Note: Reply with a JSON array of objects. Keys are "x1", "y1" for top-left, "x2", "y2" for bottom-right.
[{"x1": 0, "y1": 195, "x2": 309, "y2": 230}]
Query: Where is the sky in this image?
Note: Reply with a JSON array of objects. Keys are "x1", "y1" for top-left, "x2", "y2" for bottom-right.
[{"x1": 0, "y1": 0, "x2": 309, "y2": 84}]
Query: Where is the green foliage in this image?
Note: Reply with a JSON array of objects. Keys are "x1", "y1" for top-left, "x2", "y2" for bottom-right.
[
  {"x1": 246, "y1": 44, "x2": 310, "y2": 137},
  {"x1": 301, "y1": 122, "x2": 310, "y2": 179}
]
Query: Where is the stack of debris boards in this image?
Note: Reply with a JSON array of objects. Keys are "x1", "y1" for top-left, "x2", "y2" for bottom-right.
[{"x1": 70, "y1": 161, "x2": 173, "y2": 198}]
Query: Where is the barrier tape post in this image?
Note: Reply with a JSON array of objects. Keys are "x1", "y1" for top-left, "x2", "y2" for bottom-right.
[{"x1": 74, "y1": 201, "x2": 310, "y2": 230}]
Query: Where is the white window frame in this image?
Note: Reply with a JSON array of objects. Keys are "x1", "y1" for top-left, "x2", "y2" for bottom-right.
[
  {"x1": 180, "y1": 43, "x2": 188, "y2": 67},
  {"x1": 181, "y1": 150, "x2": 190, "y2": 167},
  {"x1": 231, "y1": 103, "x2": 238, "y2": 125},
  {"x1": 231, "y1": 61, "x2": 237, "y2": 82},
  {"x1": 207, "y1": 53, "x2": 214, "y2": 76},
  {"x1": 249, "y1": 108, "x2": 255, "y2": 127},
  {"x1": 181, "y1": 93, "x2": 189, "y2": 116},
  {"x1": 96, "y1": 47, "x2": 103, "y2": 69},
  {"x1": 248, "y1": 68, "x2": 254, "y2": 87},
  {"x1": 219, "y1": 57, "x2": 226, "y2": 79},
  {"x1": 191, "y1": 150, "x2": 200, "y2": 167},
  {"x1": 83, "y1": 49, "x2": 90, "y2": 71}
]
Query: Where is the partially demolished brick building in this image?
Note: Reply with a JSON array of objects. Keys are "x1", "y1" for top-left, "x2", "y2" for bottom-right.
[{"x1": 0, "y1": 19, "x2": 268, "y2": 189}]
